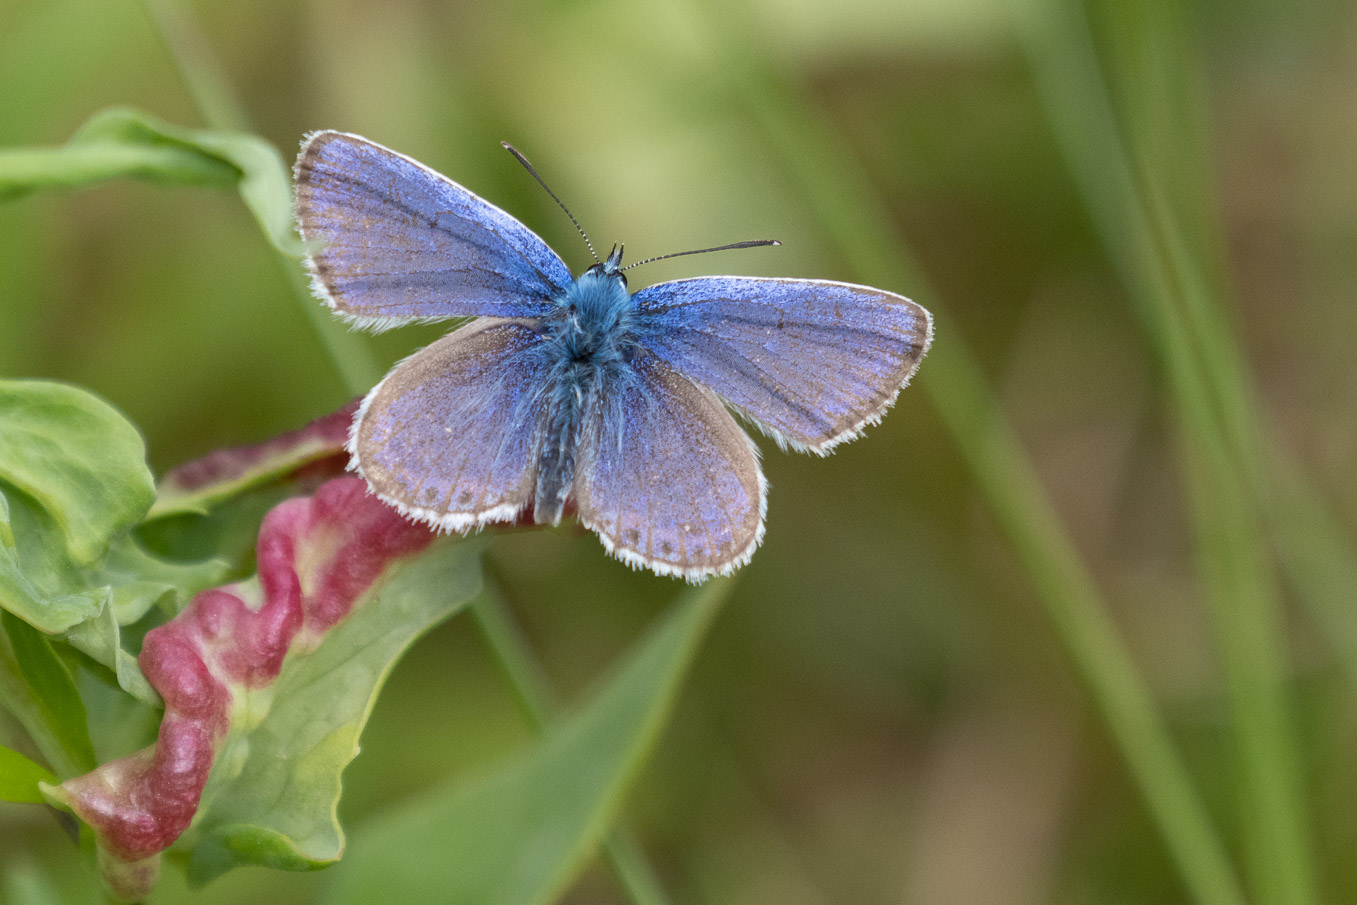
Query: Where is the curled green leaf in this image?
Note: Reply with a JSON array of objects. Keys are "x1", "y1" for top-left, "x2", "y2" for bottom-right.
[
  {"x1": 0, "y1": 380, "x2": 154, "y2": 567},
  {"x1": 0, "y1": 379, "x2": 228, "y2": 705},
  {"x1": 0, "y1": 107, "x2": 303, "y2": 255}
]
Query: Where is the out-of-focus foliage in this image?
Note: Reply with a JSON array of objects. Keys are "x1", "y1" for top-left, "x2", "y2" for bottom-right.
[{"x1": 2, "y1": 0, "x2": 1355, "y2": 903}]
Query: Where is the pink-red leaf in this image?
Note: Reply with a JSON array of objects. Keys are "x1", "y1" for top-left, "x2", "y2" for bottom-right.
[
  {"x1": 149, "y1": 400, "x2": 357, "y2": 519},
  {"x1": 49, "y1": 477, "x2": 453, "y2": 899}
]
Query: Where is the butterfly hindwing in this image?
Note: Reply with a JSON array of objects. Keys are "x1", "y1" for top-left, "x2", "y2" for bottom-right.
[
  {"x1": 295, "y1": 131, "x2": 571, "y2": 329},
  {"x1": 631, "y1": 277, "x2": 932, "y2": 453},
  {"x1": 351, "y1": 318, "x2": 550, "y2": 529},
  {"x1": 573, "y1": 352, "x2": 766, "y2": 580}
]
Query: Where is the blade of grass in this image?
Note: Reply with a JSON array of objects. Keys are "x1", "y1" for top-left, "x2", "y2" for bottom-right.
[
  {"x1": 334, "y1": 579, "x2": 732, "y2": 905},
  {"x1": 1020, "y1": 0, "x2": 1357, "y2": 695},
  {"x1": 0, "y1": 744, "x2": 59, "y2": 804},
  {"x1": 139, "y1": 0, "x2": 251, "y2": 135},
  {"x1": 1090, "y1": 0, "x2": 1357, "y2": 702},
  {"x1": 470, "y1": 573, "x2": 680, "y2": 905},
  {"x1": 1019, "y1": 3, "x2": 1317, "y2": 902},
  {"x1": 1146, "y1": 185, "x2": 1316, "y2": 905},
  {"x1": 683, "y1": 3, "x2": 1246, "y2": 905},
  {"x1": 0, "y1": 612, "x2": 96, "y2": 779}
]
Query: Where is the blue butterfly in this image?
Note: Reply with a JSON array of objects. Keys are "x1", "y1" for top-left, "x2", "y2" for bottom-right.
[{"x1": 294, "y1": 131, "x2": 932, "y2": 580}]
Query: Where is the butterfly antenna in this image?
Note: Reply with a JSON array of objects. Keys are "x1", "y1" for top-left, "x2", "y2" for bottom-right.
[
  {"x1": 501, "y1": 142, "x2": 599, "y2": 264},
  {"x1": 621, "y1": 239, "x2": 781, "y2": 272}
]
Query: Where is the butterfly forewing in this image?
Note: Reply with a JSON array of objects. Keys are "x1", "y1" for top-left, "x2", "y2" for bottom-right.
[
  {"x1": 295, "y1": 131, "x2": 571, "y2": 328},
  {"x1": 573, "y1": 353, "x2": 766, "y2": 580},
  {"x1": 351, "y1": 319, "x2": 549, "y2": 529},
  {"x1": 632, "y1": 277, "x2": 932, "y2": 453}
]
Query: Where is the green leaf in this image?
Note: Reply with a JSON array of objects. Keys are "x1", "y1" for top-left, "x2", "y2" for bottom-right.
[
  {"x1": 177, "y1": 122, "x2": 305, "y2": 257},
  {"x1": 50, "y1": 529, "x2": 230, "y2": 706},
  {"x1": 0, "y1": 396, "x2": 225, "y2": 695},
  {"x1": 101, "y1": 531, "x2": 232, "y2": 620},
  {"x1": 0, "y1": 743, "x2": 58, "y2": 803},
  {"x1": 1, "y1": 107, "x2": 381, "y2": 394},
  {"x1": 0, "y1": 108, "x2": 303, "y2": 255},
  {"x1": 183, "y1": 537, "x2": 484, "y2": 884},
  {"x1": 0, "y1": 485, "x2": 223, "y2": 703},
  {"x1": 0, "y1": 380, "x2": 155, "y2": 567},
  {"x1": 0, "y1": 136, "x2": 236, "y2": 198},
  {"x1": 0, "y1": 521, "x2": 78, "y2": 635},
  {"x1": 136, "y1": 482, "x2": 298, "y2": 578},
  {"x1": 329, "y1": 580, "x2": 730, "y2": 905},
  {"x1": 0, "y1": 611, "x2": 96, "y2": 777},
  {"x1": 52, "y1": 478, "x2": 452, "y2": 900},
  {"x1": 0, "y1": 492, "x2": 13, "y2": 547},
  {"x1": 0, "y1": 488, "x2": 98, "y2": 633},
  {"x1": 62, "y1": 588, "x2": 159, "y2": 706}
]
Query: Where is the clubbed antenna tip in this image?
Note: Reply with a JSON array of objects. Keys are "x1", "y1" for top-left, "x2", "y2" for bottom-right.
[{"x1": 622, "y1": 239, "x2": 781, "y2": 272}]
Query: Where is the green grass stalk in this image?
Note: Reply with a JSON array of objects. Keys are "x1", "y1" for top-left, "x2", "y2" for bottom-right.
[
  {"x1": 687, "y1": 3, "x2": 1247, "y2": 904},
  {"x1": 1019, "y1": 2, "x2": 1317, "y2": 902}
]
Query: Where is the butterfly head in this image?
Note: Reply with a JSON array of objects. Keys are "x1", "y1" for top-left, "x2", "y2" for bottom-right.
[
  {"x1": 584, "y1": 243, "x2": 628, "y2": 283},
  {"x1": 555, "y1": 242, "x2": 634, "y2": 367}
]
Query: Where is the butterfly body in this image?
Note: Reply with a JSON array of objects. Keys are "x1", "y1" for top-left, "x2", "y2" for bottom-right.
[
  {"x1": 295, "y1": 131, "x2": 932, "y2": 581},
  {"x1": 531, "y1": 246, "x2": 637, "y2": 523}
]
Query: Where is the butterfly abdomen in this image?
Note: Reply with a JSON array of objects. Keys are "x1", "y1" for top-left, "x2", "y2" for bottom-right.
[{"x1": 533, "y1": 361, "x2": 586, "y2": 524}]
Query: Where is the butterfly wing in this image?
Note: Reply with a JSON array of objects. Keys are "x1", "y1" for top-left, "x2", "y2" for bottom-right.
[
  {"x1": 631, "y1": 277, "x2": 932, "y2": 453},
  {"x1": 351, "y1": 319, "x2": 550, "y2": 530},
  {"x1": 573, "y1": 352, "x2": 766, "y2": 580},
  {"x1": 295, "y1": 131, "x2": 572, "y2": 329}
]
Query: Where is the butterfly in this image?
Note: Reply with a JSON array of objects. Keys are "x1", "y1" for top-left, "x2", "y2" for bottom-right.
[{"x1": 293, "y1": 131, "x2": 932, "y2": 581}]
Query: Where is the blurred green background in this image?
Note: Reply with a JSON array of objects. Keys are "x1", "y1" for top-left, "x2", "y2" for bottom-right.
[{"x1": 3, "y1": 0, "x2": 1356, "y2": 903}]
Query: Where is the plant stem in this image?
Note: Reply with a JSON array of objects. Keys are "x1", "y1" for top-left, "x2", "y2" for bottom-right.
[
  {"x1": 139, "y1": 0, "x2": 249, "y2": 134},
  {"x1": 138, "y1": 0, "x2": 380, "y2": 398}
]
